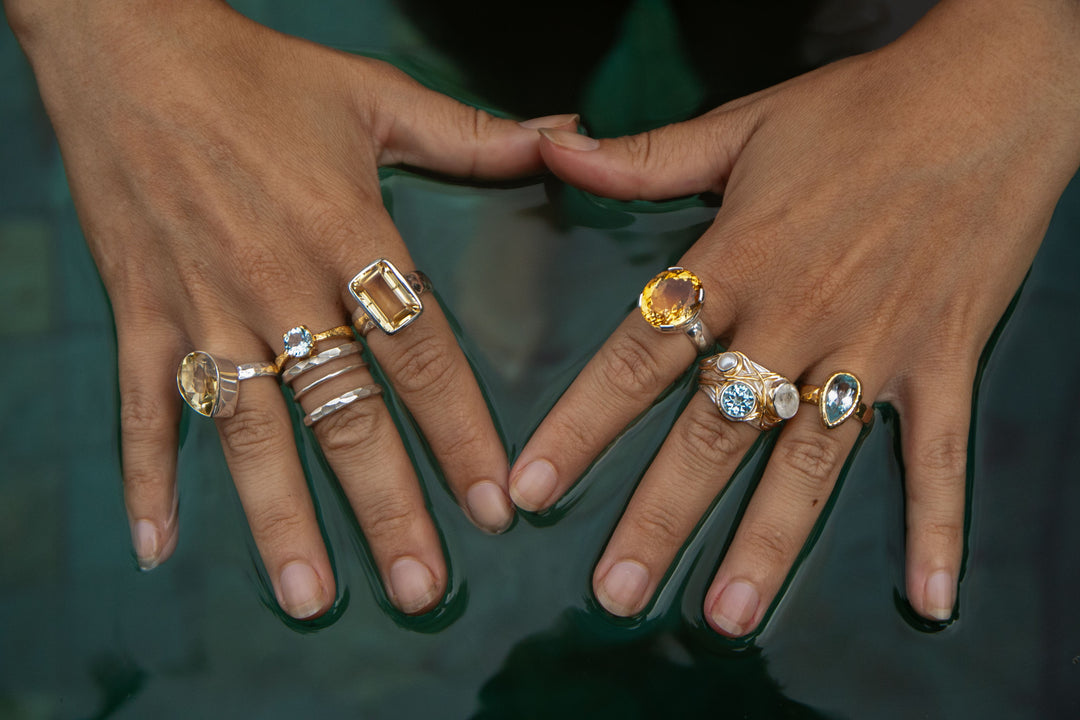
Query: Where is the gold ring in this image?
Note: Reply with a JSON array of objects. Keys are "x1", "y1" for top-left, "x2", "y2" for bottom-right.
[
  {"x1": 799, "y1": 372, "x2": 872, "y2": 428},
  {"x1": 698, "y1": 350, "x2": 799, "y2": 430},
  {"x1": 177, "y1": 351, "x2": 276, "y2": 419},
  {"x1": 348, "y1": 258, "x2": 430, "y2": 336},
  {"x1": 639, "y1": 266, "x2": 714, "y2": 354},
  {"x1": 274, "y1": 325, "x2": 354, "y2": 372}
]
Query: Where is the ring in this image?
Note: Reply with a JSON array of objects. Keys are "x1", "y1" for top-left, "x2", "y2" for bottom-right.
[
  {"x1": 281, "y1": 341, "x2": 365, "y2": 383},
  {"x1": 176, "y1": 351, "x2": 276, "y2": 419},
  {"x1": 303, "y1": 384, "x2": 383, "y2": 426},
  {"x1": 291, "y1": 363, "x2": 368, "y2": 402},
  {"x1": 274, "y1": 325, "x2": 354, "y2": 372},
  {"x1": 698, "y1": 350, "x2": 800, "y2": 430},
  {"x1": 799, "y1": 371, "x2": 872, "y2": 428},
  {"x1": 639, "y1": 267, "x2": 714, "y2": 354},
  {"x1": 348, "y1": 258, "x2": 431, "y2": 336}
]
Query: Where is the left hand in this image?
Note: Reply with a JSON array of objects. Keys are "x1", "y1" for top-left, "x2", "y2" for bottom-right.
[{"x1": 510, "y1": 0, "x2": 1080, "y2": 635}]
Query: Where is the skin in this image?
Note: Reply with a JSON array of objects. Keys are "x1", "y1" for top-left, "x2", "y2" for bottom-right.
[
  {"x1": 5, "y1": 0, "x2": 578, "y2": 619},
  {"x1": 509, "y1": 0, "x2": 1080, "y2": 635}
]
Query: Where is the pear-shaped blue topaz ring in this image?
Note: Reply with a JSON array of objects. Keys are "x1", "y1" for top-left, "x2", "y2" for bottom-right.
[
  {"x1": 698, "y1": 351, "x2": 800, "y2": 431},
  {"x1": 799, "y1": 371, "x2": 873, "y2": 428}
]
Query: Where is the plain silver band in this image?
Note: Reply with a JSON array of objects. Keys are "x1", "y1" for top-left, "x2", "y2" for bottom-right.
[
  {"x1": 303, "y1": 385, "x2": 383, "y2": 426},
  {"x1": 281, "y1": 342, "x2": 364, "y2": 383},
  {"x1": 237, "y1": 362, "x2": 278, "y2": 381},
  {"x1": 291, "y1": 363, "x2": 367, "y2": 402},
  {"x1": 685, "y1": 317, "x2": 714, "y2": 354}
]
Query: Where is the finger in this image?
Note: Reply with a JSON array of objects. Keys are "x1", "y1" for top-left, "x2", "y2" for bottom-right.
[
  {"x1": 895, "y1": 368, "x2": 973, "y2": 622},
  {"x1": 359, "y1": 263, "x2": 516, "y2": 534},
  {"x1": 536, "y1": 107, "x2": 757, "y2": 201},
  {"x1": 215, "y1": 360, "x2": 335, "y2": 621},
  {"x1": 703, "y1": 368, "x2": 870, "y2": 638},
  {"x1": 286, "y1": 338, "x2": 447, "y2": 615},
  {"x1": 510, "y1": 271, "x2": 736, "y2": 513},
  {"x1": 117, "y1": 318, "x2": 185, "y2": 570},
  {"x1": 592, "y1": 392, "x2": 760, "y2": 616},
  {"x1": 371, "y1": 61, "x2": 579, "y2": 178}
]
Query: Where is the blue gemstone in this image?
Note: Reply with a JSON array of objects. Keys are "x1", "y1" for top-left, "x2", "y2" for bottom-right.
[
  {"x1": 720, "y1": 382, "x2": 756, "y2": 419},
  {"x1": 823, "y1": 373, "x2": 859, "y2": 427}
]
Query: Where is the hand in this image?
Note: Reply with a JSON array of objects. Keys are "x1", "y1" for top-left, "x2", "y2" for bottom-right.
[
  {"x1": 509, "y1": 0, "x2": 1080, "y2": 634},
  {"x1": 7, "y1": 0, "x2": 576, "y2": 619}
]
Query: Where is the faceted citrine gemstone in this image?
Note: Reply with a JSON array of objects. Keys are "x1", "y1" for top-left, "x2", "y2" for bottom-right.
[
  {"x1": 177, "y1": 351, "x2": 220, "y2": 417},
  {"x1": 349, "y1": 259, "x2": 423, "y2": 333},
  {"x1": 640, "y1": 268, "x2": 703, "y2": 329}
]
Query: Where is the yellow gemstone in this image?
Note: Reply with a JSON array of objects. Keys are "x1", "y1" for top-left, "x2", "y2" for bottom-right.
[
  {"x1": 640, "y1": 268, "x2": 703, "y2": 329},
  {"x1": 177, "y1": 351, "x2": 219, "y2": 417},
  {"x1": 349, "y1": 259, "x2": 423, "y2": 334}
]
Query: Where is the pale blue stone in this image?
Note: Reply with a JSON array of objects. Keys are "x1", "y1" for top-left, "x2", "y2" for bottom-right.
[
  {"x1": 823, "y1": 373, "x2": 859, "y2": 426},
  {"x1": 284, "y1": 326, "x2": 314, "y2": 358},
  {"x1": 720, "y1": 382, "x2": 756, "y2": 420}
]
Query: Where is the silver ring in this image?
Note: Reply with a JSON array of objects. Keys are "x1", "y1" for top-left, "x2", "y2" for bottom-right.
[
  {"x1": 303, "y1": 385, "x2": 383, "y2": 426},
  {"x1": 291, "y1": 362, "x2": 368, "y2": 402},
  {"x1": 281, "y1": 342, "x2": 364, "y2": 383},
  {"x1": 177, "y1": 351, "x2": 277, "y2": 419}
]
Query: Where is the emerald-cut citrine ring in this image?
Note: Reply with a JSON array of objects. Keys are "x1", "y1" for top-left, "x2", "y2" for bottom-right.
[
  {"x1": 639, "y1": 267, "x2": 713, "y2": 353},
  {"x1": 348, "y1": 258, "x2": 430, "y2": 337},
  {"x1": 800, "y1": 372, "x2": 872, "y2": 428},
  {"x1": 176, "y1": 351, "x2": 277, "y2": 419},
  {"x1": 698, "y1": 351, "x2": 800, "y2": 431}
]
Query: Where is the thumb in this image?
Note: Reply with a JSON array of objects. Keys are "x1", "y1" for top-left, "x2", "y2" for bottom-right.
[
  {"x1": 537, "y1": 109, "x2": 756, "y2": 201},
  {"x1": 372, "y1": 65, "x2": 578, "y2": 180}
]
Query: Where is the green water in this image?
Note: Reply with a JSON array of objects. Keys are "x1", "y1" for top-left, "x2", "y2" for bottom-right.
[{"x1": 2, "y1": 2, "x2": 1079, "y2": 718}]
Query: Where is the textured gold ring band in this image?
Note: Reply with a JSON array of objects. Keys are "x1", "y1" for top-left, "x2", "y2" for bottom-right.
[{"x1": 274, "y1": 325, "x2": 355, "y2": 372}]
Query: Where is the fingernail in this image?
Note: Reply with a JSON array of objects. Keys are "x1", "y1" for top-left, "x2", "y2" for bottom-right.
[
  {"x1": 925, "y1": 570, "x2": 955, "y2": 621},
  {"x1": 466, "y1": 481, "x2": 514, "y2": 533},
  {"x1": 538, "y1": 128, "x2": 599, "y2": 151},
  {"x1": 278, "y1": 562, "x2": 326, "y2": 620},
  {"x1": 519, "y1": 113, "x2": 579, "y2": 129},
  {"x1": 509, "y1": 459, "x2": 558, "y2": 512},
  {"x1": 389, "y1": 557, "x2": 439, "y2": 615},
  {"x1": 595, "y1": 560, "x2": 650, "y2": 616},
  {"x1": 710, "y1": 580, "x2": 760, "y2": 637},
  {"x1": 132, "y1": 520, "x2": 161, "y2": 571}
]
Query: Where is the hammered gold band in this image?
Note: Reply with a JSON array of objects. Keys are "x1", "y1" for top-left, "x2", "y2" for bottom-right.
[{"x1": 274, "y1": 325, "x2": 355, "y2": 372}]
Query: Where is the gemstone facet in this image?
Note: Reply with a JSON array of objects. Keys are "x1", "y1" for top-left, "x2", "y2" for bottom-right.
[
  {"x1": 720, "y1": 382, "x2": 757, "y2": 420},
  {"x1": 349, "y1": 259, "x2": 424, "y2": 335},
  {"x1": 822, "y1": 372, "x2": 860, "y2": 427},
  {"x1": 177, "y1": 351, "x2": 220, "y2": 417},
  {"x1": 640, "y1": 267, "x2": 704, "y2": 330},
  {"x1": 773, "y1": 382, "x2": 800, "y2": 420},
  {"x1": 283, "y1": 326, "x2": 315, "y2": 359}
]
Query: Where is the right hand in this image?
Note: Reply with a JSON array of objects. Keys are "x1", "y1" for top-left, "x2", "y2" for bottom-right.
[{"x1": 7, "y1": 0, "x2": 575, "y2": 619}]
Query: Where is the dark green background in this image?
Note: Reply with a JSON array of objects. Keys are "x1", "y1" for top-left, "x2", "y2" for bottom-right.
[{"x1": 2, "y1": 1, "x2": 1078, "y2": 718}]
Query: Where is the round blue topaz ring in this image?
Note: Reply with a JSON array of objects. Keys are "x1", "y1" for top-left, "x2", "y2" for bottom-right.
[
  {"x1": 800, "y1": 372, "x2": 872, "y2": 428},
  {"x1": 698, "y1": 351, "x2": 799, "y2": 430},
  {"x1": 273, "y1": 325, "x2": 355, "y2": 373}
]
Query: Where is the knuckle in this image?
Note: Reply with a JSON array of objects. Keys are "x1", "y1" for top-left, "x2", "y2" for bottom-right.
[
  {"x1": 917, "y1": 519, "x2": 963, "y2": 547},
  {"x1": 381, "y1": 325, "x2": 459, "y2": 396},
  {"x1": 773, "y1": 433, "x2": 844, "y2": 491},
  {"x1": 741, "y1": 521, "x2": 796, "y2": 568},
  {"x1": 313, "y1": 396, "x2": 384, "y2": 456},
  {"x1": 912, "y1": 433, "x2": 968, "y2": 480},
  {"x1": 598, "y1": 333, "x2": 667, "y2": 406},
  {"x1": 679, "y1": 408, "x2": 746, "y2": 469},
  {"x1": 218, "y1": 406, "x2": 285, "y2": 461},
  {"x1": 249, "y1": 502, "x2": 307, "y2": 542},
  {"x1": 624, "y1": 131, "x2": 655, "y2": 176},
  {"x1": 119, "y1": 389, "x2": 173, "y2": 440},
  {"x1": 231, "y1": 242, "x2": 293, "y2": 297},
  {"x1": 361, "y1": 490, "x2": 416, "y2": 542},
  {"x1": 295, "y1": 199, "x2": 369, "y2": 262},
  {"x1": 630, "y1": 501, "x2": 686, "y2": 549}
]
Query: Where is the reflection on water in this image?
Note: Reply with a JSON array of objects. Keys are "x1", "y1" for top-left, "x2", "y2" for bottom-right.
[{"x1": 1, "y1": 1, "x2": 1079, "y2": 718}]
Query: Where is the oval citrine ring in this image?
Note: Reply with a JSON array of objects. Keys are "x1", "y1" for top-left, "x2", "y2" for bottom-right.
[{"x1": 639, "y1": 267, "x2": 714, "y2": 354}]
